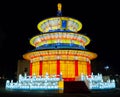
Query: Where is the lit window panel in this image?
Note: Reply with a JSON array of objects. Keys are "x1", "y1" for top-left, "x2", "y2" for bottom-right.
[
  {"x1": 60, "y1": 61, "x2": 68, "y2": 78},
  {"x1": 42, "y1": 62, "x2": 50, "y2": 76},
  {"x1": 82, "y1": 63, "x2": 87, "y2": 75},
  {"x1": 49, "y1": 61, "x2": 56, "y2": 75},
  {"x1": 67, "y1": 61, "x2": 75, "y2": 78},
  {"x1": 32, "y1": 61, "x2": 39, "y2": 76}
]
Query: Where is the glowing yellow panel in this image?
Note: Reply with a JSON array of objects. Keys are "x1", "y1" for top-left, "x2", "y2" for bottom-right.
[
  {"x1": 78, "y1": 61, "x2": 87, "y2": 76},
  {"x1": 67, "y1": 62, "x2": 75, "y2": 78},
  {"x1": 59, "y1": 61, "x2": 75, "y2": 78},
  {"x1": 49, "y1": 61, "x2": 57, "y2": 75},
  {"x1": 83, "y1": 64, "x2": 87, "y2": 74},
  {"x1": 58, "y1": 81, "x2": 64, "y2": 89},
  {"x1": 32, "y1": 61, "x2": 39, "y2": 76},
  {"x1": 42, "y1": 62, "x2": 50, "y2": 76},
  {"x1": 60, "y1": 61, "x2": 68, "y2": 78}
]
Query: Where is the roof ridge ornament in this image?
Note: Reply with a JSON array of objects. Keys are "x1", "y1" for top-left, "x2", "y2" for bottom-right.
[{"x1": 57, "y1": 3, "x2": 62, "y2": 16}]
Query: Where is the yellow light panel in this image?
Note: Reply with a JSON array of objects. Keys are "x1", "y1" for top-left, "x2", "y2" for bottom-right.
[
  {"x1": 78, "y1": 61, "x2": 87, "y2": 76},
  {"x1": 32, "y1": 61, "x2": 39, "y2": 76},
  {"x1": 42, "y1": 62, "x2": 50, "y2": 76},
  {"x1": 49, "y1": 61, "x2": 56, "y2": 75}
]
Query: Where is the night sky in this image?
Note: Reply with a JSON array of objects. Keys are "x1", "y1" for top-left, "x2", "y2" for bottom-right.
[{"x1": 0, "y1": 1, "x2": 120, "y2": 78}]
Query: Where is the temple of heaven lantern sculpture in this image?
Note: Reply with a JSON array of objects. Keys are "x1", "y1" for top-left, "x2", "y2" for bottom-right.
[
  {"x1": 23, "y1": 3, "x2": 97, "y2": 81},
  {"x1": 6, "y1": 3, "x2": 116, "y2": 91}
]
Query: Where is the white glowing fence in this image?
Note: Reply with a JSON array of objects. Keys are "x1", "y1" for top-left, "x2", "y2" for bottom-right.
[
  {"x1": 5, "y1": 72, "x2": 116, "y2": 91},
  {"x1": 81, "y1": 73, "x2": 116, "y2": 90},
  {"x1": 5, "y1": 73, "x2": 63, "y2": 90}
]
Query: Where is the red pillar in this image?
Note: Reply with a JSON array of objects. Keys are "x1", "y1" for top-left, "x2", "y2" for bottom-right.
[
  {"x1": 39, "y1": 61, "x2": 42, "y2": 75},
  {"x1": 30, "y1": 62, "x2": 32, "y2": 76},
  {"x1": 75, "y1": 60, "x2": 78, "y2": 77},
  {"x1": 87, "y1": 61, "x2": 91, "y2": 76},
  {"x1": 57, "y1": 60, "x2": 60, "y2": 76}
]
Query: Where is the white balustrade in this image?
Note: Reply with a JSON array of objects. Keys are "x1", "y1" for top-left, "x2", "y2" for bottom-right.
[
  {"x1": 82, "y1": 73, "x2": 116, "y2": 90},
  {"x1": 5, "y1": 73, "x2": 63, "y2": 90}
]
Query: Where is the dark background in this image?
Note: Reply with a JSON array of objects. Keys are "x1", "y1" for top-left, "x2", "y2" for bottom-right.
[{"x1": 0, "y1": 0, "x2": 120, "y2": 78}]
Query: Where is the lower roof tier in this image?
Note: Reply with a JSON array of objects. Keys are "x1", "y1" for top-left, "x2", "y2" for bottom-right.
[
  {"x1": 23, "y1": 50, "x2": 97, "y2": 61},
  {"x1": 30, "y1": 32, "x2": 90, "y2": 47}
]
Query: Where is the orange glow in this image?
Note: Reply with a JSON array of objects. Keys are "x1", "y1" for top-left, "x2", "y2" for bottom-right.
[
  {"x1": 31, "y1": 60, "x2": 89, "y2": 79},
  {"x1": 23, "y1": 50, "x2": 97, "y2": 61}
]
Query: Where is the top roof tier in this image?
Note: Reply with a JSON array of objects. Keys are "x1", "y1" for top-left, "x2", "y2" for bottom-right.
[{"x1": 37, "y1": 3, "x2": 82, "y2": 33}]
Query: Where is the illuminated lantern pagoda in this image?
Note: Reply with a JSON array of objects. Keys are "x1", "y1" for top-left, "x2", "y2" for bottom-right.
[{"x1": 23, "y1": 3, "x2": 97, "y2": 81}]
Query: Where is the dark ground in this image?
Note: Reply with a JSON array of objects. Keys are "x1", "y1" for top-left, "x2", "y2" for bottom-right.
[
  {"x1": 0, "y1": 89, "x2": 120, "y2": 97},
  {"x1": 0, "y1": 85, "x2": 120, "y2": 97}
]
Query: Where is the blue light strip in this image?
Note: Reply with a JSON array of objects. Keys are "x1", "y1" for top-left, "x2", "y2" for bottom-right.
[{"x1": 32, "y1": 43, "x2": 85, "y2": 51}]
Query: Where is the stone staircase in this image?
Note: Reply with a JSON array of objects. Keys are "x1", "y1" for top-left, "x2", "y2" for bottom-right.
[{"x1": 64, "y1": 81, "x2": 90, "y2": 93}]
